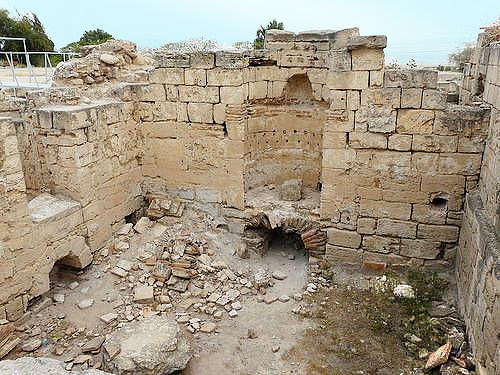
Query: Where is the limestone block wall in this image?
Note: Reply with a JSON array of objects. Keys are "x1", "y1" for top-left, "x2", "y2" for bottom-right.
[
  {"x1": 140, "y1": 53, "x2": 246, "y2": 210},
  {"x1": 456, "y1": 37, "x2": 499, "y2": 375},
  {"x1": 32, "y1": 99, "x2": 143, "y2": 250},
  {"x1": 0, "y1": 117, "x2": 92, "y2": 320}
]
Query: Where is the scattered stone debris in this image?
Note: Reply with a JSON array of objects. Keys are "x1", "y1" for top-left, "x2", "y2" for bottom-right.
[{"x1": 0, "y1": 357, "x2": 111, "y2": 374}]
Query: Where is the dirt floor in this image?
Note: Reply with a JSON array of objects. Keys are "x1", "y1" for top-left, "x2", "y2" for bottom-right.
[{"x1": 4, "y1": 205, "x2": 466, "y2": 375}]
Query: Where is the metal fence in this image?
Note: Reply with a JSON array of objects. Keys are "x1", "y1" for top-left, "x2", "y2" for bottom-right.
[{"x1": 0, "y1": 36, "x2": 77, "y2": 92}]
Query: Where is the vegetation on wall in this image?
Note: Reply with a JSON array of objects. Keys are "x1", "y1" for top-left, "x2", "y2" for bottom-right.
[
  {"x1": 61, "y1": 28, "x2": 113, "y2": 53},
  {"x1": 254, "y1": 19, "x2": 284, "y2": 49}
]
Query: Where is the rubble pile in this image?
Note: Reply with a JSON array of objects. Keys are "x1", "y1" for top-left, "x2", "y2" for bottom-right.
[{"x1": 53, "y1": 39, "x2": 153, "y2": 86}]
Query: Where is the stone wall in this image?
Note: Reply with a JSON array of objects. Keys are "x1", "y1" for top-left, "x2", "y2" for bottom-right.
[
  {"x1": 0, "y1": 29, "x2": 495, "y2": 329},
  {"x1": 32, "y1": 98, "x2": 143, "y2": 250},
  {"x1": 456, "y1": 35, "x2": 499, "y2": 375},
  {"x1": 0, "y1": 117, "x2": 92, "y2": 321}
]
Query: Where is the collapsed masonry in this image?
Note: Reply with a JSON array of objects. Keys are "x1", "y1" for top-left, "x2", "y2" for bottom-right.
[{"x1": 0, "y1": 28, "x2": 498, "y2": 373}]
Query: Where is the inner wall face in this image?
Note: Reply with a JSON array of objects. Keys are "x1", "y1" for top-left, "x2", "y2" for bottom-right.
[{"x1": 245, "y1": 101, "x2": 328, "y2": 191}]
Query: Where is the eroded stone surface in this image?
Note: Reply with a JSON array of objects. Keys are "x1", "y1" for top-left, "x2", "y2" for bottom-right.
[{"x1": 103, "y1": 316, "x2": 191, "y2": 374}]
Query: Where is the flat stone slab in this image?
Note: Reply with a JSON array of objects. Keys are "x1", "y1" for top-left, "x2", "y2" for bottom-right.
[
  {"x1": 28, "y1": 193, "x2": 81, "y2": 224},
  {"x1": 103, "y1": 316, "x2": 191, "y2": 374}
]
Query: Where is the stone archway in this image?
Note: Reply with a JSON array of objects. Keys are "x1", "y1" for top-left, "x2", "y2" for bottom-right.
[{"x1": 241, "y1": 211, "x2": 327, "y2": 258}]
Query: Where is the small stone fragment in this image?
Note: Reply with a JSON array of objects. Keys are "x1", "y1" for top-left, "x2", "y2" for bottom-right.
[
  {"x1": 77, "y1": 299, "x2": 94, "y2": 309},
  {"x1": 99, "y1": 53, "x2": 120, "y2": 65},
  {"x1": 264, "y1": 295, "x2": 278, "y2": 304},
  {"x1": 272, "y1": 271, "x2": 287, "y2": 280},
  {"x1": 116, "y1": 223, "x2": 133, "y2": 235},
  {"x1": 117, "y1": 259, "x2": 134, "y2": 271},
  {"x1": 133, "y1": 285, "x2": 154, "y2": 303},
  {"x1": 81, "y1": 336, "x2": 105, "y2": 353},
  {"x1": 228, "y1": 310, "x2": 238, "y2": 318},
  {"x1": 68, "y1": 281, "x2": 79, "y2": 290},
  {"x1": 279, "y1": 295, "x2": 290, "y2": 303},
  {"x1": 134, "y1": 217, "x2": 152, "y2": 234},
  {"x1": 100, "y1": 313, "x2": 119, "y2": 324},
  {"x1": 425, "y1": 342, "x2": 452, "y2": 369},
  {"x1": 53, "y1": 294, "x2": 65, "y2": 303},
  {"x1": 231, "y1": 301, "x2": 242, "y2": 310},
  {"x1": 21, "y1": 338, "x2": 42, "y2": 352},
  {"x1": 247, "y1": 328, "x2": 258, "y2": 339},
  {"x1": 200, "y1": 322, "x2": 216, "y2": 333},
  {"x1": 271, "y1": 345, "x2": 280, "y2": 353},
  {"x1": 110, "y1": 267, "x2": 128, "y2": 278}
]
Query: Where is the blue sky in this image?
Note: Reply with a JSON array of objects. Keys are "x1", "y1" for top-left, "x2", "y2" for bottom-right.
[{"x1": 1, "y1": 0, "x2": 498, "y2": 64}]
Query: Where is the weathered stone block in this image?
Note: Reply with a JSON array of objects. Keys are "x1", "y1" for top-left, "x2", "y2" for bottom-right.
[
  {"x1": 347, "y1": 90, "x2": 360, "y2": 110},
  {"x1": 370, "y1": 71, "x2": 384, "y2": 87},
  {"x1": 384, "y1": 69, "x2": 438, "y2": 88},
  {"x1": 215, "y1": 52, "x2": 249, "y2": 69},
  {"x1": 325, "y1": 244, "x2": 362, "y2": 264},
  {"x1": 207, "y1": 68, "x2": 244, "y2": 86},
  {"x1": 396, "y1": 109, "x2": 434, "y2": 134},
  {"x1": 187, "y1": 103, "x2": 213, "y2": 123},
  {"x1": 190, "y1": 52, "x2": 215, "y2": 69},
  {"x1": 178, "y1": 86, "x2": 219, "y2": 103},
  {"x1": 351, "y1": 48, "x2": 384, "y2": 70},
  {"x1": 388, "y1": 134, "x2": 412, "y2": 151},
  {"x1": 376, "y1": 219, "x2": 417, "y2": 238},
  {"x1": 401, "y1": 88, "x2": 422, "y2": 108},
  {"x1": 421, "y1": 174, "x2": 465, "y2": 193},
  {"x1": 153, "y1": 52, "x2": 190, "y2": 68},
  {"x1": 412, "y1": 135, "x2": 458, "y2": 152},
  {"x1": 153, "y1": 102, "x2": 177, "y2": 121},
  {"x1": 357, "y1": 217, "x2": 376, "y2": 234},
  {"x1": 360, "y1": 200, "x2": 411, "y2": 220},
  {"x1": 330, "y1": 90, "x2": 347, "y2": 110},
  {"x1": 421, "y1": 89, "x2": 447, "y2": 109},
  {"x1": 323, "y1": 149, "x2": 356, "y2": 169},
  {"x1": 329, "y1": 50, "x2": 351, "y2": 72},
  {"x1": 185, "y1": 69, "x2": 207, "y2": 86},
  {"x1": 327, "y1": 71, "x2": 369, "y2": 90},
  {"x1": 362, "y1": 235, "x2": 400, "y2": 253},
  {"x1": 361, "y1": 88, "x2": 401, "y2": 108},
  {"x1": 325, "y1": 109, "x2": 355, "y2": 132},
  {"x1": 417, "y1": 224, "x2": 459, "y2": 242},
  {"x1": 269, "y1": 81, "x2": 287, "y2": 97},
  {"x1": 348, "y1": 35, "x2": 387, "y2": 49},
  {"x1": 327, "y1": 227, "x2": 362, "y2": 248},
  {"x1": 356, "y1": 105, "x2": 396, "y2": 133},
  {"x1": 220, "y1": 86, "x2": 247, "y2": 104},
  {"x1": 150, "y1": 68, "x2": 185, "y2": 84},
  {"x1": 279, "y1": 179, "x2": 303, "y2": 201},
  {"x1": 249, "y1": 81, "x2": 268, "y2": 99},
  {"x1": 438, "y1": 153, "x2": 482, "y2": 175},
  {"x1": 348, "y1": 131, "x2": 387, "y2": 149},
  {"x1": 412, "y1": 204, "x2": 447, "y2": 224},
  {"x1": 400, "y1": 239, "x2": 441, "y2": 259},
  {"x1": 213, "y1": 103, "x2": 226, "y2": 124}
]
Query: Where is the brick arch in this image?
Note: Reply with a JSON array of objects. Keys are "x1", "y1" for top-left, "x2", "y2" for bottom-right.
[{"x1": 242, "y1": 212, "x2": 326, "y2": 258}]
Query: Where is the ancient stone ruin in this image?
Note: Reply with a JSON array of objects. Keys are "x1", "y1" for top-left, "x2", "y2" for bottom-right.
[{"x1": 0, "y1": 27, "x2": 498, "y2": 374}]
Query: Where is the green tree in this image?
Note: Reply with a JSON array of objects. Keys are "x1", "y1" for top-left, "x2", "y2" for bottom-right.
[
  {"x1": 448, "y1": 43, "x2": 475, "y2": 71},
  {"x1": 0, "y1": 9, "x2": 54, "y2": 64},
  {"x1": 254, "y1": 19, "x2": 284, "y2": 49},
  {"x1": 61, "y1": 28, "x2": 113, "y2": 53}
]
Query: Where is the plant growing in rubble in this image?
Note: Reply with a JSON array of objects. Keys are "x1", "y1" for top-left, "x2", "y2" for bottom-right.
[{"x1": 254, "y1": 19, "x2": 284, "y2": 49}]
